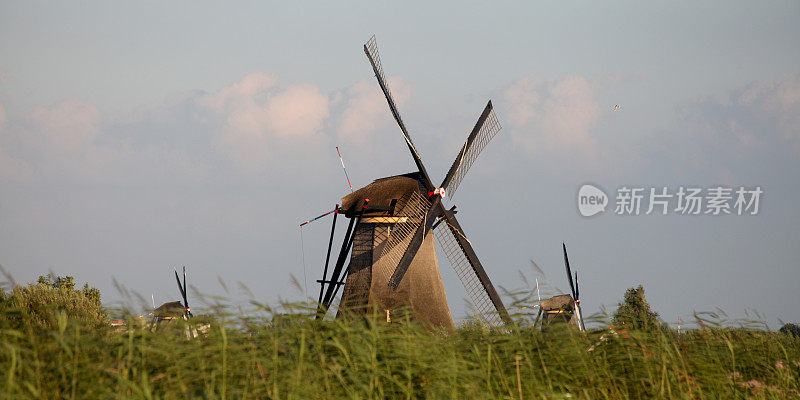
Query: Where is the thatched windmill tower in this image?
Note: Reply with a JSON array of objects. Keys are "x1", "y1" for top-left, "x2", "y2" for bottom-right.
[
  {"x1": 534, "y1": 244, "x2": 586, "y2": 331},
  {"x1": 152, "y1": 267, "x2": 192, "y2": 324},
  {"x1": 313, "y1": 36, "x2": 511, "y2": 330}
]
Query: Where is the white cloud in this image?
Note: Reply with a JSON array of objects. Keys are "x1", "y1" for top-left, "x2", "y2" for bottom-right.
[
  {"x1": 503, "y1": 75, "x2": 600, "y2": 155},
  {"x1": 199, "y1": 72, "x2": 278, "y2": 116},
  {"x1": 6, "y1": 99, "x2": 117, "y2": 180},
  {"x1": 679, "y1": 74, "x2": 800, "y2": 156},
  {"x1": 337, "y1": 77, "x2": 410, "y2": 146},
  {"x1": 738, "y1": 74, "x2": 800, "y2": 152},
  {"x1": 0, "y1": 102, "x2": 33, "y2": 181},
  {"x1": 25, "y1": 99, "x2": 102, "y2": 153},
  {"x1": 198, "y1": 73, "x2": 330, "y2": 169},
  {"x1": 264, "y1": 84, "x2": 329, "y2": 137}
]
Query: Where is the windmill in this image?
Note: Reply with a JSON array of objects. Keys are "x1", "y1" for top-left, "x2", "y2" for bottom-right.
[
  {"x1": 152, "y1": 266, "x2": 192, "y2": 323},
  {"x1": 314, "y1": 35, "x2": 511, "y2": 329},
  {"x1": 533, "y1": 243, "x2": 585, "y2": 331}
]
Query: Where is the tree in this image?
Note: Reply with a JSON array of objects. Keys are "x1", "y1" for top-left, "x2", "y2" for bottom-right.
[
  {"x1": 0, "y1": 274, "x2": 107, "y2": 331},
  {"x1": 612, "y1": 285, "x2": 664, "y2": 331},
  {"x1": 779, "y1": 323, "x2": 800, "y2": 338}
]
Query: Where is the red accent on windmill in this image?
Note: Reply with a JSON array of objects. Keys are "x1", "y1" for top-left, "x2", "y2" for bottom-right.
[{"x1": 428, "y1": 187, "x2": 446, "y2": 199}]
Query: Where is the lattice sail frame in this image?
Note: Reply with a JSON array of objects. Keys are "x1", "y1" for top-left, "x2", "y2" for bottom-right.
[
  {"x1": 433, "y1": 220, "x2": 504, "y2": 327},
  {"x1": 445, "y1": 110, "x2": 501, "y2": 198},
  {"x1": 364, "y1": 35, "x2": 420, "y2": 154},
  {"x1": 376, "y1": 191, "x2": 429, "y2": 277},
  {"x1": 364, "y1": 36, "x2": 392, "y2": 106}
]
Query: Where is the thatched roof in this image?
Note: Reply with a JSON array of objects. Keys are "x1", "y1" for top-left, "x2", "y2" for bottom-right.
[
  {"x1": 339, "y1": 173, "x2": 422, "y2": 215},
  {"x1": 154, "y1": 301, "x2": 185, "y2": 318},
  {"x1": 538, "y1": 294, "x2": 574, "y2": 311}
]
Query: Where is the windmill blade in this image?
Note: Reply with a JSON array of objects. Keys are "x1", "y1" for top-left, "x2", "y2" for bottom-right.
[
  {"x1": 433, "y1": 208, "x2": 511, "y2": 327},
  {"x1": 174, "y1": 269, "x2": 186, "y2": 302},
  {"x1": 375, "y1": 191, "x2": 435, "y2": 289},
  {"x1": 562, "y1": 242, "x2": 577, "y2": 299},
  {"x1": 363, "y1": 35, "x2": 434, "y2": 192},
  {"x1": 386, "y1": 199, "x2": 441, "y2": 289},
  {"x1": 440, "y1": 101, "x2": 502, "y2": 198},
  {"x1": 182, "y1": 266, "x2": 187, "y2": 302},
  {"x1": 575, "y1": 272, "x2": 585, "y2": 331},
  {"x1": 183, "y1": 266, "x2": 191, "y2": 318}
]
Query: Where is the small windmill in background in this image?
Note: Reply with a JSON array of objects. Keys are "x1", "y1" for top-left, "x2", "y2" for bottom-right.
[
  {"x1": 152, "y1": 266, "x2": 192, "y2": 324},
  {"x1": 533, "y1": 243, "x2": 586, "y2": 331}
]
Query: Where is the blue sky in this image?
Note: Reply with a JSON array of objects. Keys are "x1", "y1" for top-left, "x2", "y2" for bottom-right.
[{"x1": 1, "y1": 1, "x2": 798, "y2": 327}]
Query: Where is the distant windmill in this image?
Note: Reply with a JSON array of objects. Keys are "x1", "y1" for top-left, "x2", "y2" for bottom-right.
[
  {"x1": 152, "y1": 266, "x2": 192, "y2": 323},
  {"x1": 534, "y1": 243, "x2": 585, "y2": 331},
  {"x1": 313, "y1": 35, "x2": 510, "y2": 330}
]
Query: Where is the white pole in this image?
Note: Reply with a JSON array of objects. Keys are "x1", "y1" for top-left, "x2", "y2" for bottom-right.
[{"x1": 535, "y1": 278, "x2": 541, "y2": 302}]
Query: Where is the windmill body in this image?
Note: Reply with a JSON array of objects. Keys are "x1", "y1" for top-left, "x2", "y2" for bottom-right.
[
  {"x1": 533, "y1": 244, "x2": 586, "y2": 331},
  {"x1": 536, "y1": 294, "x2": 578, "y2": 327},
  {"x1": 315, "y1": 36, "x2": 511, "y2": 330},
  {"x1": 335, "y1": 174, "x2": 454, "y2": 329},
  {"x1": 153, "y1": 301, "x2": 187, "y2": 322},
  {"x1": 152, "y1": 266, "x2": 192, "y2": 325}
]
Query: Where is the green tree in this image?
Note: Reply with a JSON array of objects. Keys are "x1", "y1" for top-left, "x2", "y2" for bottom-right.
[
  {"x1": 779, "y1": 322, "x2": 800, "y2": 338},
  {"x1": 612, "y1": 285, "x2": 664, "y2": 331},
  {"x1": 0, "y1": 274, "x2": 107, "y2": 331}
]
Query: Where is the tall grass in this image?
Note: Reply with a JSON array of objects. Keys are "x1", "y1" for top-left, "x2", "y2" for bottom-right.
[{"x1": 1, "y1": 301, "x2": 798, "y2": 399}]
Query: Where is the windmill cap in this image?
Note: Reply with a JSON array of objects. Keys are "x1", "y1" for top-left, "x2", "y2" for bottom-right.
[{"x1": 339, "y1": 173, "x2": 423, "y2": 215}]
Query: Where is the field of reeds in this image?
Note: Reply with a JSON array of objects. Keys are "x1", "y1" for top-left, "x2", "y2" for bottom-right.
[
  {"x1": 1, "y1": 302, "x2": 799, "y2": 399},
  {"x1": 1, "y1": 274, "x2": 799, "y2": 399}
]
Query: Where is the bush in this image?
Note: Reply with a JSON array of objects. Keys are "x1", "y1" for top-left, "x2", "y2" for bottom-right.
[
  {"x1": 0, "y1": 274, "x2": 107, "y2": 331},
  {"x1": 612, "y1": 285, "x2": 665, "y2": 331},
  {"x1": 780, "y1": 322, "x2": 800, "y2": 338}
]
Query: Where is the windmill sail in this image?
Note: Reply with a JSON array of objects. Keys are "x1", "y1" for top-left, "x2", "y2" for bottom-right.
[
  {"x1": 433, "y1": 215, "x2": 506, "y2": 327},
  {"x1": 562, "y1": 243, "x2": 584, "y2": 331},
  {"x1": 376, "y1": 191, "x2": 431, "y2": 283},
  {"x1": 441, "y1": 101, "x2": 502, "y2": 199},
  {"x1": 364, "y1": 35, "x2": 434, "y2": 192},
  {"x1": 173, "y1": 267, "x2": 192, "y2": 319}
]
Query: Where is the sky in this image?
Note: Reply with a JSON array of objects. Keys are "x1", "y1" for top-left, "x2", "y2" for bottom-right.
[{"x1": 1, "y1": 1, "x2": 798, "y2": 328}]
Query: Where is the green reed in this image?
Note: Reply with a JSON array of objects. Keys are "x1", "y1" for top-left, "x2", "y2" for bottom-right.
[{"x1": 1, "y1": 304, "x2": 798, "y2": 399}]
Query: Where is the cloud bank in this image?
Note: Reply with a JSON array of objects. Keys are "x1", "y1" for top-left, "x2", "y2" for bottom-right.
[
  {"x1": 337, "y1": 77, "x2": 410, "y2": 146},
  {"x1": 2, "y1": 72, "x2": 796, "y2": 185},
  {"x1": 679, "y1": 74, "x2": 800, "y2": 156},
  {"x1": 503, "y1": 75, "x2": 601, "y2": 155},
  {"x1": 197, "y1": 73, "x2": 331, "y2": 170}
]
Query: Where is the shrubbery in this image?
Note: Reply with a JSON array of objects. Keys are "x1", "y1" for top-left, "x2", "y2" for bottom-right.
[
  {"x1": 0, "y1": 274, "x2": 107, "y2": 331},
  {"x1": 612, "y1": 284, "x2": 667, "y2": 331},
  {"x1": 781, "y1": 322, "x2": 800, "y2": 338}
]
